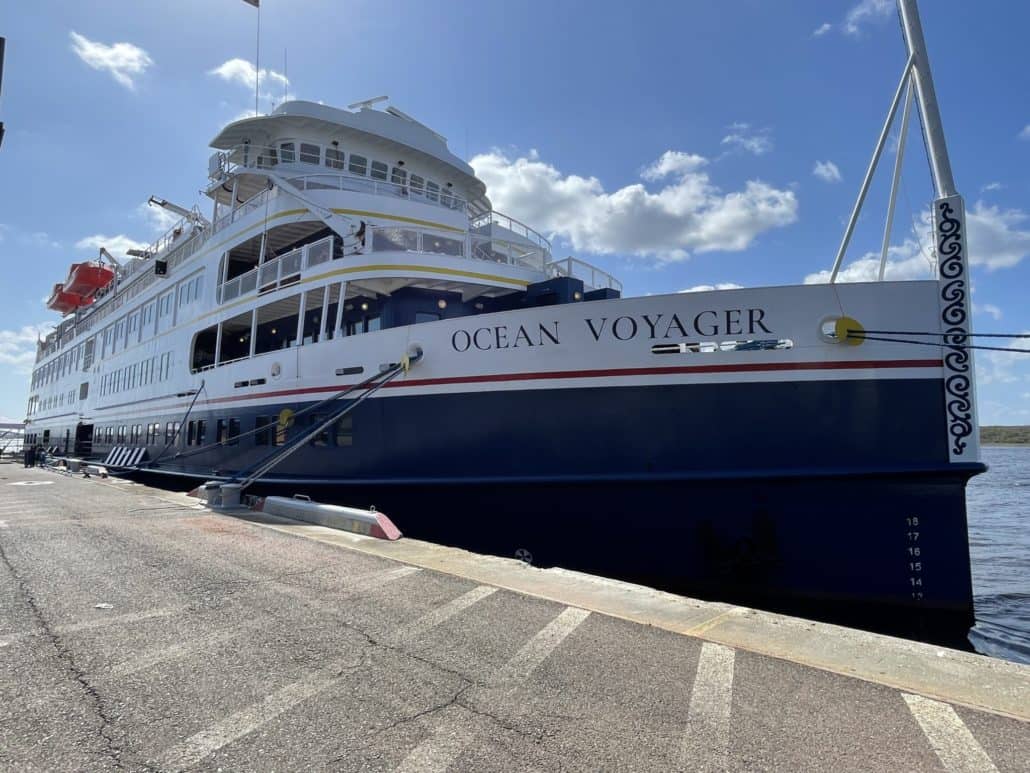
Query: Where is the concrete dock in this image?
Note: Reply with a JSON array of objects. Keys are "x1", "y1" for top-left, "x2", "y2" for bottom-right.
[{"x1": 1, "y1": 463, "x2": 1028, "y2": 771}]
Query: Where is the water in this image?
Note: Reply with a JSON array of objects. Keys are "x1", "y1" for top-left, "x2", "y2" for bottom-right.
[{"x1": 967, "y1": 445, "x2": 1030, "y2": 664}]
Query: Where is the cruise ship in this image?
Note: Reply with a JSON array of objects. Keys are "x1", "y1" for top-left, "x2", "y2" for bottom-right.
[{"x1": 23, "y1": 1, "x2": 984, "y2": 643}]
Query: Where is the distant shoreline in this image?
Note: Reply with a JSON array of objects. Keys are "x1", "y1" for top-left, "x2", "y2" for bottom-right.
[{"x1": 980, "y1": 426, "x2": 1030, "y2": 446}]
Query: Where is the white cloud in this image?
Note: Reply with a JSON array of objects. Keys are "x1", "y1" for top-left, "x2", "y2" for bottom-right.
[
  {"x1": 0, "y1": 325, "x2": 50, "y2": 375},
  {"x1": 470, "y1": 149, "x2": 797, "y2": 262},
  {"x1": 1019, "y1": 125, "x2": 1030, "y2": 140},
  {"x1": 843, "y1": 0, "x2": 893, "y2": 37},
  {"x1": 978, "y1": 333, "x2": 1030, "y2": 386},
  {"x1": 813, "y1": 160, "x2": 842, "y2": 183},
  {"x1": 679, "y1": 283, "x2": 744, "y2": 293},
  {"x1": 973, "y1": 303, "x2": 1002, "y2": 321},
  {"x1": 721, "y1": 123, "x2": 773, "y2": 155},
  {"x1": 804, "y1": 201, "x2": 1030, "y2": 283},
  {"x1": 641, "y1": 151, "x2": 707, "y2": 181},
  {"x1": 980, "y1": 182, "x2": 1003, "y2": 193},
  {"x1": 209, "y1": 58, "x2": 289, "y2": 106},
  {"x1": 75, "y1": 234, "x2": 149, "y2": 259},
  {"x1": 69, "y1": 31, "x2": 153, "y2": 90},
  {"x1": 813, "y1": 22, "x2": 833, "y2": 37},
  {"x1": 136, "y1": 203, "x2": 181, "y2": 234}
]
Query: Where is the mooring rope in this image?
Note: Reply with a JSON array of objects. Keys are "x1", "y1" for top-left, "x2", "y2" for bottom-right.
[{"x1": 846, "y1": 331, "x2": 1030, "y2": 354}]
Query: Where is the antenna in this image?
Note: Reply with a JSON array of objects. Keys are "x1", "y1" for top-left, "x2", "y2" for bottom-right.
[{"x1": 347, "y1": 96, "x2": 388, "y2": 111}]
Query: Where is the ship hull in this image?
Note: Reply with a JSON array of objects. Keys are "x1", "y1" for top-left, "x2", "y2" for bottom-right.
[{"x1": 133, "y1": 373, "x2": 979, "y2": 647}]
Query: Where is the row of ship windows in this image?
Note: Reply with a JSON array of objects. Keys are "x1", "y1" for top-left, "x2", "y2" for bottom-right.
[
  {"x1": 31, "y1": 273, "x2": 203, "y2": 390},
  {"x1": 96, "y1": 414, "x2": 353, "y2": 448},
  {"x1": 26, "y1": 388, "x2": 79, "y2": 416},
  {"x1": 99, "y1": 352, "x2": 174, "y2": 397},
  {"x1": 265, "y1": 140, "x2": 453, "y2": 200}
]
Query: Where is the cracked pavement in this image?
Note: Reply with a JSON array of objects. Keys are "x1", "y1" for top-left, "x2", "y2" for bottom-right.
[{"x1": 1, "y1": 464, "x2": 1028, "y2": 772}]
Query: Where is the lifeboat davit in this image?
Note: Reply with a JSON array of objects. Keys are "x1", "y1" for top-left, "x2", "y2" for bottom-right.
[
  {"x1": 46, "y1": 283, "x2": 90, "y2": 315},
  {"x1": 65, "y1": 261, "x2": 115, "y2": 298}
]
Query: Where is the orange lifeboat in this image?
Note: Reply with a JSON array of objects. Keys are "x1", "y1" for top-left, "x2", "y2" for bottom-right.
[
  {"x1": 65, "y1": 261, "x2": 115, "y2": 298},
  {"x1": 46, "y1": 283, "x2": 88, "y2": 315}
]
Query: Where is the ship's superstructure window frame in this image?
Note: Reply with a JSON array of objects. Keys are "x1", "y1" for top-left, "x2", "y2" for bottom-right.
[
  {"x1": 370, "y1": 160, "x2": 388, "y2": 181},
  {"x1": 299, "y1": 142, "x2": 321, "y2": 165},
  {"x1": 348, "y1": 154, "x2": 368, "y2": 176},
  {"x1": 325, "y1": 146, "x2": 345, "y2": 170},
  {"x1": 279, "y1": 141, "x2": 296, "y2": 163}
]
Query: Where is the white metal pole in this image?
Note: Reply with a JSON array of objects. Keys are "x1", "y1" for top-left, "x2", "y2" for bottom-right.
[
  {"x1": 878, "y1": 80, "x2": 914, "y2": 281},
  {"x1": 254, "y1": 3, "x2": 261, "y2": 116},
  {"x1": 898, "y1": 0, "x2": 955, "y2": 198},
  {"x1": 829, "y1": 54, "x2": 914, "y2": 283}
]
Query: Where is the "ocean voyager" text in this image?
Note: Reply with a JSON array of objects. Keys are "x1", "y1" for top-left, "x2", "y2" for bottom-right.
[{"x1": 450, "y1": 308, "x2": 771, "y2": 351}]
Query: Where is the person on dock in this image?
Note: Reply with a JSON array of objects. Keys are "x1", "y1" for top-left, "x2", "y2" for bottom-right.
[{"x1": 23, "y1": 444, "x2": 35, "y2": 468}]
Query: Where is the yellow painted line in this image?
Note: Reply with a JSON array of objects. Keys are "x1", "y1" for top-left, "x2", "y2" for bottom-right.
[
  {"x1": 204, "y1": 263, "x2": 528, "y2": 318},
  {"x1": 329, "y1": 208, "x2": 463, "y2": 233}
]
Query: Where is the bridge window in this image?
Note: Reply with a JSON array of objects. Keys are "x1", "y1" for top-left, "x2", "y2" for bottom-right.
[
  {"x1": 300, "y1": 143, "x2": 321, "y2": 164},
  {"x1": 370, "y1": 160, "x2": 388, "y2": 181},
  {"x1": 279, "y1": 142, "x2": 296, "y2": 163},
  {"x1": 326, "y1": 146, "x2": 344, "y2": 170},
  {"x1": 349, "y1": 154, "x2": 367, "y2": 176}
]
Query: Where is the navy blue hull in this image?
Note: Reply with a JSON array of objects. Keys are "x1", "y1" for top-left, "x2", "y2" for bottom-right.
[{"x1": 95, "y1": 376, "x2": 978, "y2": 644}]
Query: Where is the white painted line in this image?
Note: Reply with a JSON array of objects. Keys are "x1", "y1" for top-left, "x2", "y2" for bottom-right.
[
  {"x1": 391, "y1": 585, "x2": 497, "y2": 645},
  {"x1": 496, "y1": 607, "x2": 591, "y2": 684},
  {"x1": 680, "y1": 642, "x2": 736, "y2": 772},
  {"x1": 395, "y1": 606, "x2": 590, "y2": 773},
  {"x1": 340, "y1": 565, "x2": 421, "y2": 595},
  {"x1": 902, "y1": 693, "x2": 998, "y2": 773},
  {"x1": 109, "y1": 630, "x2": 239, "y2": 677},
  {"x1": 1, "y1": 606, "x2": 185, "y2": 647},
  {"x1": 159, "y1": 660, "x2": 354, "y2": 770}
]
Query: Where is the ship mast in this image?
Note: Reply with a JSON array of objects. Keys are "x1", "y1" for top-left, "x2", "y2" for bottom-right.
[{"x1": 897, "y1": 0, "x2": 954, "y2": 199}]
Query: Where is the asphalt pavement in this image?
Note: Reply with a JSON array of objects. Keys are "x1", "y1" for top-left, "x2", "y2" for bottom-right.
[{"x1": 1, "y1": 462, "x2": 1028, "y2": 771}]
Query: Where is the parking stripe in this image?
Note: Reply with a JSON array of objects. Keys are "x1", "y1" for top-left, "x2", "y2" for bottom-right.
[
  {"x1": 109, "y1": 630, "x2": 240, "y2": 677},
  {"x1": 902, "y1": 693, "x2": 998, "y2": 772},
  {"x1": 394, "y1": 606, "x2": 591, "y2": 773},
  {"x1": 159, "y1": 660, "x2": 357, "y2": 771},
  {"x1": 391, "y1": 585, "x2": 497, "y2": 645},
  {"x1": 1, "y1": 606, "x2": 186, "y2": 647},
  {"x1": 680, "y1": 642, "x2": 736, "y2": 772}
]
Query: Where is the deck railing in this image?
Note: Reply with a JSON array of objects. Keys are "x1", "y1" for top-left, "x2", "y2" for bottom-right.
[
  {"x1": 547, "y1": 257, "x2": 623, "y2": 293},
  {"x1": 218, "y1": 235, "x2": 336, "y2": 303}
]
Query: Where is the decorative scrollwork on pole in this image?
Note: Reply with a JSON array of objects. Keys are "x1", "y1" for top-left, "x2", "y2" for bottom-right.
[{"x1": 934, "y1": 196, "x2": 978, "y2": 460}]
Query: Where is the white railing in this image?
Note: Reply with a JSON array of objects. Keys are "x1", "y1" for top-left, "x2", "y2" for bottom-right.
[
  {"x1": 218, "y1": 235, "x2": 335, "y2": 303},
  {"x1": 286, "y1": 173, "x2": 467, "y2": 212},
  {"x1": 470, "y1": 211, "x2": 551, "y2": 253},
  {"x1": 371, "y1": 226, "x2": 465, "y2": 259},
  {"x1": 211, "y1": 186, "x2": 277, "y2": 235},
  {"x1": 547, "y1": 257, "x2": 623, "y2": 293},
  {"x1": 470, "y1": 234, "x2": 548, "y2": 272}
]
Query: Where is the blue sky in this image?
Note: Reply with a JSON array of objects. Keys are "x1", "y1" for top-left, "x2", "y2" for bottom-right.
[{"x1": 0, "y1": 0, "x2": 1028, "y2": 424}]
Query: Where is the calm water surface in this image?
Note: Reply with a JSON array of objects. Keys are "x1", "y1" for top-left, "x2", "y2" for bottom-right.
[{"x1": 967, "y1": 446, "x2": 1030, "y2": 664}]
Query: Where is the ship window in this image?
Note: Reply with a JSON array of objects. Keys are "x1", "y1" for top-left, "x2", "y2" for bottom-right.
[
  {"x1": 365, "y1": 315, "x2": 380, "y2": 333},
  {"x1": 308, "y1": 414, "x2": 329, "y2": 446},
  {"x1": 165, "y1": 422, "x2": 174, "y2": 444},
  {"x1": 117, "y1": 426, "x2": 126, "y2": 444},
  {"x1": 191, "y1": 325, "x2": 217, "y2": 372},
  {"x1": 349, "y1": 154, "x2": 368, "y2": 176},
  {"x1": 325, "y1": 147, "x2": 345, "y2": 170},
  {"x1": 324, "y1": 283, "x2": 342, "y2": 340},
  {"x1": 228, "y1": 418, "x2": 240, "y2": 445},
  {"x1": 335, "y1": 415, "x2": 353, "y2": 447},
  {"x1": 300, "y1": 143, "x2": 320, "y2": 164},
  {"x1": 255, "y1": 293, "x2": 300, "y2": 354},
  {"x1": 218, "y1": 311, "x2": 253, "y2": 365},
  {"x1": 279, "y1": 142, "x2": 296, "y2": 163},
  {"x1": 391, "y1": 166, "x2": 407, "y2": 186},
  {"x1": 302, "y1": 287, "x2": 325, "y2": 345},
  {"x1": 410, "y1": 175, "x2": 424, "y2": 194},
  {"x1": 425, "y1": 180, "x2": 439, "y2": 202},
  {"x1": 370, "y1": 160, "x2": 388, "y2": 181},
  {"x1": 415, "y1": 312, "x2": 440, "y2": 324},
  {"x1": 187, "y1": 421, "x2": 196, "y2": 446},
  {"x1": 216, "y1": 419, "x2": 227, "y2": 444},
  {"x1": 255, "y1": 416, "x2": 271, "y2": 446},
  {"x1": 196, "y1": 419, "x2": 206, "y2": 446}
]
